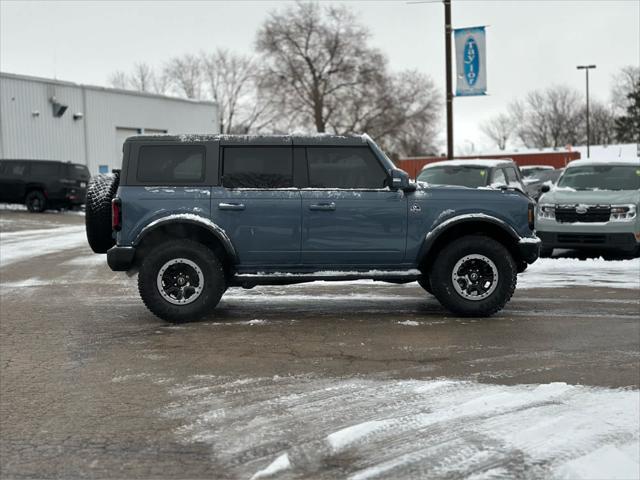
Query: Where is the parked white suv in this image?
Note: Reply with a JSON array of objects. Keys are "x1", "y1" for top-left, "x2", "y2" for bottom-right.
[{"x1": 536, "y1": 158, "x2": 640, "y2": 257}]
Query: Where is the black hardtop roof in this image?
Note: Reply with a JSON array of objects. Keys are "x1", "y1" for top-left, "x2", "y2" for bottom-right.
[{"x1": 125, "y1": 133, "x2": 369, "y2": 146}]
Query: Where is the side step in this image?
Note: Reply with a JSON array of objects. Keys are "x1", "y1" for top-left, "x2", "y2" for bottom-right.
[{"x1": 230, "y1": 269, "x2": 422, "y2": 287}]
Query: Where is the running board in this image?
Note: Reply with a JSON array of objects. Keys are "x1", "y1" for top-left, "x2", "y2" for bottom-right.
[{"x1": 231, "y1": 269, "x2": 422, "y2": 287}]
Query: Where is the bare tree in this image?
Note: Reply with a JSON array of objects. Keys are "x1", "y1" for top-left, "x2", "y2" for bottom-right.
[
  {"x1": 129, "y1": 62, "x2": 155, "y2": 92},
  {"x1": 164, "y1": 54, "x2": 203, "y2": 99},
  {"x1": 480, "y1": 113, "x2": 513, "y2": 150},
  {"x1": 587, "y1": 100, "x2": 617, "y2": 145},
  {"x1": 201, "y1": 49, "x2": 277, "y2": 134},
  {"x1": 610, "y1": 65, "x2": 640, "y2": 114},
  {"x1": 108, "y1": 70, "x2": 129, "y2": 90},
  {"x1": 256, "y1": 2, "x2": 380, "y2": 133},
  {"x1": 509, "y1": 85, "x2": 583, "y2": 148}
]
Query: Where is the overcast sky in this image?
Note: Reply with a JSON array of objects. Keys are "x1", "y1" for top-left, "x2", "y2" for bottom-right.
[{"x1": 1, "y1": 0, "x2": 638, "y2": 153}]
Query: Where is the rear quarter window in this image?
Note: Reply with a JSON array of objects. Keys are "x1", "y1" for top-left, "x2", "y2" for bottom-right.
[{"x1": 137, "y1": 145, "x2": 205, "y2": 183}]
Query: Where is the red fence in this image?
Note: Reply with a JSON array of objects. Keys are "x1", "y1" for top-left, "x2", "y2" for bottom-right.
[{"x1": 398, "y1": 151, "x2": 581, "y2": 178}]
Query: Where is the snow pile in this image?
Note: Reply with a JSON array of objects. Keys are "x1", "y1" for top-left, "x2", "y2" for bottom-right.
[
  {"x1": 519, "y1": 257, "x2": 640, "y2": 289},
  {"x1": 161, "y1": 375, "x2": 640, "y2": 479},
  {"x1": 0, "y1": 225, "x2": 87, "y2": 268}
]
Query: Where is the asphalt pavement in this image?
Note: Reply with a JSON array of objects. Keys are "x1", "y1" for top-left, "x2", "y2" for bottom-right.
[{"x1": 1, "y1": 209, "x2": 638, "y2": 479}]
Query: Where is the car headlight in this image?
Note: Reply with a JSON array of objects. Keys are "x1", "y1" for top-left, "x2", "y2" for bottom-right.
[
  {"x1": 610, "y1": 204, "x2": 637, "y2": 221},
  {"x1": 537, "y1": 204, "x2": 555, "y2": 220}
]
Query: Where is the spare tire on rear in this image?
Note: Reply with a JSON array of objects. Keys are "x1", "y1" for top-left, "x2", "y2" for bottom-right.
[{"x1": 85, "y1": 172, "x2": 120, "y2": 253}]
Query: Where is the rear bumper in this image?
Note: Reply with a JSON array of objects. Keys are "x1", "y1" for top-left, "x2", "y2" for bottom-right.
[
  {"x1": 538, "y1": 231, "x2": 639, "y2": 253},
  {"x1": 107, "y1": 246, "x2": 136, "y2": 271}
]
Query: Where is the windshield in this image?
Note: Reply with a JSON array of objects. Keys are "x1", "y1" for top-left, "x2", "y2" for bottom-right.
[
  {"x1": 521, "y1": 167, "x2": 552, "y2": 179},
  {"x1": 418, "y1": 166, "x2": 489, "y2": 188},
  {"x1": 557, "y1": 165, "x2": 640, "y2": 191}
]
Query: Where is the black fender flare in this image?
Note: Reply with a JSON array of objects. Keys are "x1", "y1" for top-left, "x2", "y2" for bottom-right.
[
  {"x1": 133, "y1": 214, "x2": 238, "y2": 264},
  {"x1": 417, "y1": 213, "x2": 522, "y2": 265}
]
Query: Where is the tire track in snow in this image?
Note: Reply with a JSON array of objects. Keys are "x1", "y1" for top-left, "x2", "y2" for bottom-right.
[{"x1": 158, "y1": 375, "x2": 639, "y2": 479}]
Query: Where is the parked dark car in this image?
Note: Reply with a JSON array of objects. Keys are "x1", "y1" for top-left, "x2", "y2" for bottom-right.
[
  {"x1": 523, "y1": 169, "x2": 563, "y2": 201},
  {"x1": 0, "y1": 159, "x2": 90, "y2": 212},
  {"x1": 84, "y1": 134, "x2": 539, "y2": 322},
  {"x1": 417, "y1": 159, "x2": 527, "y2": 194}
]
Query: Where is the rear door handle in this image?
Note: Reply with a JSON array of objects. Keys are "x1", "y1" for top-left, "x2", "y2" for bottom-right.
[
  {"x1": 309, "y1": 202, "x2": 336, "y2": 211},
  {"x1": 218, "y1": 202, "x2": 245, "y2": 211}
]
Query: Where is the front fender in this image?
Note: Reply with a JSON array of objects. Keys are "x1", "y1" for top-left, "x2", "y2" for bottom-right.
[{"x1": 417, "y1": 213, "x2": 524, "y2": 264}]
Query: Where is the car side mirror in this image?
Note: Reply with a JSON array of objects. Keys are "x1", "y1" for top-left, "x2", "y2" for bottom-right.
[
  {"x1": 540, "y1": 184, "x2": 551, "y2": 193},
  {"x1": 389, "y1": 169, "x2": 415, "y2": 192}
]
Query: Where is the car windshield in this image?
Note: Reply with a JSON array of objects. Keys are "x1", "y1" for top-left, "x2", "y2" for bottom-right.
[
  {"x1": 418, "y1": 166, "x2": 489, "y2": 188},
  {"x1": 68, "y1": 164, "x2": 90, "y2": 180},
  {"x1": 557, "y1": 165, "x2": 640, "y2": 191},
  {"x1": 521, "y1": 167, "x2": 552, "y2": 179}
]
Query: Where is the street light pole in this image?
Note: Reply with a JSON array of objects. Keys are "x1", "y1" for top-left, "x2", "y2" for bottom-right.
[
  {"x1": 444, "y1": 0, "x2": 454, "y2": 159},
  {"x1": 577, "y1": 64, "x2": 596, "y2": 158}
]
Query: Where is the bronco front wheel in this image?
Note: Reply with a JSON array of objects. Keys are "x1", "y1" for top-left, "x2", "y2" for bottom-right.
[
  {"x1": 138, "y1": 240, "x2": 226, "y2": 323},
  {"x1": 429, "y1": 235, "x2": 517, "y2": 317}
]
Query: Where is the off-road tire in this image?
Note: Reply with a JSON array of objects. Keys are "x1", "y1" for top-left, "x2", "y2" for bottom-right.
[
  {"x1": 138, "y1": 240, "x2": 226, "y2": 323},
  {"x1": 429, "y1": 235, "x2": 517, "y2": 317},
  {"x1": 417, "y1": 277, "x2": 433, "y2": 295},
  {"x1": 25, "y1": 190, "x2": 46, "y2": 212},
  {"x1": 85, "y1": 173, "x2": 119, "y2": 253}
]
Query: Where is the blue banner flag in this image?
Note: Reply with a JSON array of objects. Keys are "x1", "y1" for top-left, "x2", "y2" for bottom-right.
[{"x1": 454, "y1": 26, "x2": 487, "y2": 96}]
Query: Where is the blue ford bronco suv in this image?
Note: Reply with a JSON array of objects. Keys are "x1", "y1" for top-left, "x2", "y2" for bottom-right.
[{"x1": 85, "y1": 134, "x2": 540, "y2": 322}]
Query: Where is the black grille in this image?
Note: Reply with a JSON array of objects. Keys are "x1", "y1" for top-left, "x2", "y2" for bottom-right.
[
  {"x1": 555, "y1": 205, "x2": 610, "y2": 223},
  {"x1": 557, "y1": 234, "x2": 607, "y2": 244}
]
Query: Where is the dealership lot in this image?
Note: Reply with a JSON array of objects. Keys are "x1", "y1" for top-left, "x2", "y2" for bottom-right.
[{"x1": 1, "y1": 209, "x2": 639, "y2": 479}]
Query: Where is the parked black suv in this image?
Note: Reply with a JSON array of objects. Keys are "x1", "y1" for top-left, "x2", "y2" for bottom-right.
[{"x1": 0, "y1": 159, "x2": 90, "y2": 212}]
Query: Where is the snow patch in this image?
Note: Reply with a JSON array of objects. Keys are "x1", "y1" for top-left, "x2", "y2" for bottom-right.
[
  {"x1": 519, "y1": 257, "x2": 640, "y2": 289},
  {"x1": 164, "y1": 375, "x2": 640, "y2": 480},
  {"x1": 397, "y1": 320, "x2": 420, "y2": 326},
  {"x1": 0, "y1": 226, "x2": 87, "y2": 268},
  {"x1": 250, "y1": 453, "x2": 291, "y2": 479}
]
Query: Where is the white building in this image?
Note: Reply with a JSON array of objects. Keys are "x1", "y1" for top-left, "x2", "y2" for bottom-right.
[{"x1": 0, "y1": 72, "x2": 218, "y2": 174}]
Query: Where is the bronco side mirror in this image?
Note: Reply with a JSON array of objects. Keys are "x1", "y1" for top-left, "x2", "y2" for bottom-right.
[
  {"x1": 389, "y1": 169, "x2": 416, "y2": 192},
  {"x1": 540, "y1": 184, "x2": 551, "y2": 193}
]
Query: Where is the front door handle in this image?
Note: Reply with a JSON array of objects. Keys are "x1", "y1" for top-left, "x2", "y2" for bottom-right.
[
  {"x1": 218, "y1": 202, "x2": 245, "y2": 211},
  {"x1": 309, "y1": 202, "x2": 336, "y2": 211}
]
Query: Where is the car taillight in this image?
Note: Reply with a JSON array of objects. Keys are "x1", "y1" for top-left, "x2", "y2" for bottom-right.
[
  {"x1": 112, "y1": 198, "x2": 122, "y2": 231},
  {"x1": 528, "y1": 203, "x2": 535, "y2": 230}
]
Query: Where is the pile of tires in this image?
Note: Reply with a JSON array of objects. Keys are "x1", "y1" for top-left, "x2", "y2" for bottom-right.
[{"x1": 85, "y1": 172, "x2": 119, "y2": 254}]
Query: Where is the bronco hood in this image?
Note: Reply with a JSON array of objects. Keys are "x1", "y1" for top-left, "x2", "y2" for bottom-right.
[{"x1": 538, "y1": 188, "x2": 640, "y2": 205}]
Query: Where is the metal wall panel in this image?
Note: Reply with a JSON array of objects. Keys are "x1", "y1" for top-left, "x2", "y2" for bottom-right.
[{"x1": 0, "y1": 73, "x2": 218, "y2": 174}]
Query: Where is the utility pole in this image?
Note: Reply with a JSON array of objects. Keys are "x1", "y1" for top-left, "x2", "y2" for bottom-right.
[
  {"x1": 577, "y1": 64, "x2": 596, "y2": 158},
  {"x1": 444, "y1": 0, "x2": 454, "y2": 159}
]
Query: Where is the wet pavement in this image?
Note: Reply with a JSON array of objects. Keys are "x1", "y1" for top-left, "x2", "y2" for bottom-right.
[{"x1": 1, "y1": 209, "x2": 639, "y2": 479}]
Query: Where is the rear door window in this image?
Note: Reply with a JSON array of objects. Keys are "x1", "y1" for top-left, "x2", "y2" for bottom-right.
[
  {"x1": 222, "y1": 147, "x2": 293, "y2": 188},
  {"x1": 68, "y1": 164, "x2": 90, "y2": 180},
  {"x1": 137, "y1": 145, "x2": 205, "y2": 183},
  {"x1": 307, "y1": 147, "x2": 387, "y2": 189},
  {"x1": 30, "y1": 162, "x2": 60, "y2": 177}
]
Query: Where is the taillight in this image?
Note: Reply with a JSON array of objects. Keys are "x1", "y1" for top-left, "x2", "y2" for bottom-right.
[{"x1": 112, "y1": 198, "x2": 122, "y2": 231}]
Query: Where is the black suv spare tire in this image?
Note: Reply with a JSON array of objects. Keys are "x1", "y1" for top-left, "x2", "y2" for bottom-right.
[{"x1": 85, "y1": 172, "x2": 119, "y2": 254}]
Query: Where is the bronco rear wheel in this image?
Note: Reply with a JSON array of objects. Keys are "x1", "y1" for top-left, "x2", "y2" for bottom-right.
[
  {"x1": 85, "y1": 173, "x2": 119, "y2": 253},
  {"x1": 138, "y1": 240, "x2": 226, "y2": 323},
  {"x1": 429, "y1": 235, "x2": 517, "y2": 317}
]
